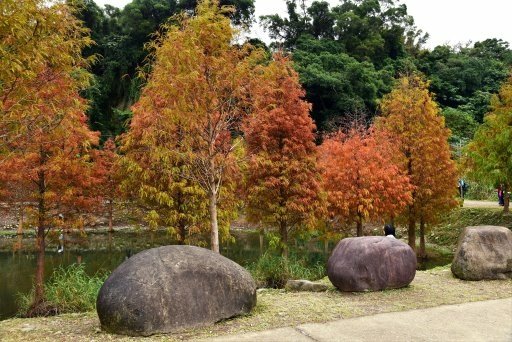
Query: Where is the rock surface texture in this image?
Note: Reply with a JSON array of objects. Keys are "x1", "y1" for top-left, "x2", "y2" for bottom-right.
[
  {"x1": 285, "y1": 279, "x2": 328, "y2": 292},
  {"x1": 451, "y1": 225, "x2": 512, "y2": 280},
  {"x1": 96, "y1": 245, "x2": 257, "y2": 336},
  {"x1": 327, "y1": 236, "x2": 416, "y2": 292}
]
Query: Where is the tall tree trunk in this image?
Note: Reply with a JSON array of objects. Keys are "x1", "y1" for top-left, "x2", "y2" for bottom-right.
[
  {"x1": 209, "y1": 190, "x2": 219, "y2": 253},
  {"x1": 279, "y1": 221, "x2": 288, "y2": 259},
  {"x1": 17, "y1": 204, "x2": 24, "y2": 235},
  {"x1": 107, "y1": 231, "x2": 113, "y2": 251},
  {"x1": 504, "y1": 187, "x2": 510, "y2": 213},
  {"x1": 408, "y1": 214, "x2": 416, "y2": 252},
  {"x1": 259, "y1": 228, "x2": 264, "y2": 255},
  {"x1": 177, "y1": 194, "x2": 185, "y2": 244},
  {"x1": 178, "y1": 219, "x2": 186, "y2": 245},
  {"x1": 419, "y1": 218, "x2": 426, "y2": 260},
  {"x1": 14, "y1": 234, "x2": 23, "y2": 253},
  {"x1": 108, "y1": 200, "x2": 113, "y2": 233},
  {"x1": 406, "y1": 156, "x2": 416, "y2": 251},
  {"x1": 356, "y1": 213, "x2": 363, "y2": 237},
  {"x1": 34, "y1": 170, "x2": 46, "y2": 306},
  {"x1": 35, "y1": 227, "x2": 45, "y2": 305}
]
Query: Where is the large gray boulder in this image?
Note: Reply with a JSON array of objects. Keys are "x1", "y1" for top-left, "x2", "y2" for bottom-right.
[
  {"x1": 451, "y1": 226, "x2": 512, "y2": 280},
  {"x1": 327, "y1": 236, "x2": 416, "y2": 292},
  {"x1": 96, "y1": 245, "x2": 256, "y2": 336}
]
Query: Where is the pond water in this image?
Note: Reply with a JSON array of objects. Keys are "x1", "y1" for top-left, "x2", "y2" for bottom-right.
[{"x1": 0, "y1": 229, "x2": 452, "y2": 320}]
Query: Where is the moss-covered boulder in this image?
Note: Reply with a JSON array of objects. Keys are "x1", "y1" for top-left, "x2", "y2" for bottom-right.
[{"x1": 96, "y1": 245, "x2": 256, "y2": 336}]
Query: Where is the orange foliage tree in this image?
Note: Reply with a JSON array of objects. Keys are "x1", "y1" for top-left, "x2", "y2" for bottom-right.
[
  {"x1": 319, "y1": 126, "x2": 412, "y2": 237},
  {"x1": 120, "y1": 0, "x2": 263, "y2": 252},
  {"x1": 0, "y1": 1, "x2": 93, "y2": 234},
  {"x1": 0, "y1": 0, "x2": 93, "y2": 152},
  {"x1": 243, "y1": 54, "x2": 324, "y2": 257},
  {"x1": 0, "y1": 1, "x2": 97, "y2": 311},
  {"x1": 1, "y1": 68, "x2": 100, "y2": 310},
  {"x1": 377, "y1": 76, "x2": 458, "y2": 255}
]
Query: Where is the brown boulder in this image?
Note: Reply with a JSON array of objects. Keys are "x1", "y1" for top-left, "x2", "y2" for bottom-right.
[
  {"x1": 451, "y1": 226, "x2": 512, "y2": 280},
  {"x1": 96, "y1": 245, "x2": 256, "y2": 336},
  {"x1": 327, "y1": 236, "x2": 416, "y2": 292}
]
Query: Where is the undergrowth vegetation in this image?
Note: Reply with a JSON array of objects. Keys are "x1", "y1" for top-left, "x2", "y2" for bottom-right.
[
  {"x1": 429, "y1": 207, "x2": 512, "y2": 247},
  {"x1": 248, "y1": 252, "x2": 326, "y2": 288},
  {"x1": 464, "y1": 182, "x2": 497, "y2": 200},
  {"x1": 17, "y1": 264, "x2": 106, "y2": 316}
]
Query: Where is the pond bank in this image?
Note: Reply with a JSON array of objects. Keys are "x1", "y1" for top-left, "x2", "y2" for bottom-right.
[{"x1": 1, "y1": 266, "x2": 511, "y2": 341}]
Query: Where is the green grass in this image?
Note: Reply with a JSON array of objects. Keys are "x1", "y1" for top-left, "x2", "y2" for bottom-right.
[
  {"x1": 17, "y1": 264, "x2": 106, "y2": 316},
  {"x1": 429, "y1": 207, "x2": 512, "y2": 247},
  {"x1": 247, "y1": 252, "x2": 326, "y2": 288}
]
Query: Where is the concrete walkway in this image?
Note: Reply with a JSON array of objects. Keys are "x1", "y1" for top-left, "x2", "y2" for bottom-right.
[{"x1": 201, "y1": 298, "x2": 512, "y2": 342}]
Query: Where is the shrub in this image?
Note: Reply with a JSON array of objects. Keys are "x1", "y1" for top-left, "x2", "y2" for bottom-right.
[
  {"x1": 248, "y1": 252, "x2": 325, "y2": 288},
  {"x1": 17, "y1": 263, "x2": 107, "y2": 316},
  {"x1": 464, "y1": 182, "x2": 496, "y2": 201}
]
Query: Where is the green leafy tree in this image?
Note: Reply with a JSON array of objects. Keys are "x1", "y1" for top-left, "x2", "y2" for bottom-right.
[
  {"x1": 442, "y1": 107, "x2": 478, "y2": 159},
  {"x1": 292, "y1": 36, "x2": 394, "y2": 130},
  {"x1": 416, "y1": 39, "x2": 512, "y2": 123},
  {"x1": 466, "y1": 76, "x2": 512, "y2": 212},
  {"x1": 260, "y1": 0, "x2": 424, "y2": 129},
  {"x1": 262, "y1": 0, "x2": 425, "y2": 64}
]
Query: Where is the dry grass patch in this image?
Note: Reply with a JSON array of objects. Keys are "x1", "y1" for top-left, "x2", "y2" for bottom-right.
[{"x1": 1, "y1": 266, "x2": 511, "y2": 341}]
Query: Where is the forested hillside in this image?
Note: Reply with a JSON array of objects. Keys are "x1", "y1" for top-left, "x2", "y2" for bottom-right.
[{"x1": 78, "y1": 0, "x2": 512, "y2": 142}]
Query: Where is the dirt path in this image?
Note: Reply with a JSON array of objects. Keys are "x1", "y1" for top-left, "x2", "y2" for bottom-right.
[{"x1": 462, "y1": 200, "x2": 501, "y2": 209}]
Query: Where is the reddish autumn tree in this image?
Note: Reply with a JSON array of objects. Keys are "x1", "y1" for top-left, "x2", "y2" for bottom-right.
[
  {"x1": 120, "y1": 0, "x2": 263, "y2": 252},
  {"x1": 319, "y1": 126, "x2": 413, "y2": 236},
  {"x1": 377, "y1": 75, "x2": 458, "y2": 255},
  {"x1": 1, "y1": 68, "x2": 99, "y2": 312},
  {"x1": 243, "y1": 54, "x2": 324, "y2": 257},
  {"x1": 0, "y1": 1, "x2": 93, "y2": 248},
  {"x1": 0, "y1": 0, "x2": 93, "y2": 155},
  {"x1": 0, "y1": 1, "x2": 96, "y2": 312}
]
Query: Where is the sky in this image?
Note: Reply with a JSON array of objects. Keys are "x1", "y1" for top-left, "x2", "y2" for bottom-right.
[{"x1": 93, "y1": 0, "x2": 512, "y2": 49}]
